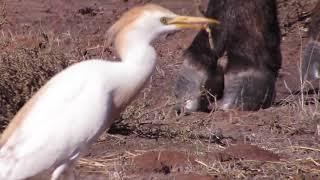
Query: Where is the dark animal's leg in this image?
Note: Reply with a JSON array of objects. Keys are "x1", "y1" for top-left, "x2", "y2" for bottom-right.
[
  {"x1": 174, "y1": 30, "x2": 224, "y2": 114},
  {"x1": 302, "y1": 0, "x2": 320, "y2": 81},
  {"x1": 174, "y1": 0, "x2": 227, "y2": 114},
  {"x1": 175, "y1": 0, "x2": 281, "y2": 112},
  {"x1": 217, "y1": 0, "x2": 281, "y2": 111}
]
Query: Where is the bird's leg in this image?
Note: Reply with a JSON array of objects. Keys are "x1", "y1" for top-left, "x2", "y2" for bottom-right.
[
  {"x1": 51, "y1": 163, "x2": 69, "y2": 180},
  {"x1": 51, "y1": 152, "x2": 80, "y2": 180},
  {"x1": 51, "y1": 161, "x2": 78, "y2": 180}
]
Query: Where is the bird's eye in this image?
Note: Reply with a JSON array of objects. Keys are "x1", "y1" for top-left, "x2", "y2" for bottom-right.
[{"x1": 160, "y1": 17, "x2": 168, "y2": 25}]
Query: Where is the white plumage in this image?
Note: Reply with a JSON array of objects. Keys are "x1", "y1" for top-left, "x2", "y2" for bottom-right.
[{"x1": 0, "y1": 4, "x2": 218, "y2": 180}]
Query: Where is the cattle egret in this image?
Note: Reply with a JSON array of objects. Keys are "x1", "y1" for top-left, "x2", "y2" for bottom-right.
[{"x1": 0, "y1": 4, "x2": 219, "y2": 180}]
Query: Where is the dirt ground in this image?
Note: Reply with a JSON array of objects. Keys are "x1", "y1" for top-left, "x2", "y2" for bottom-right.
[{"x1": 1, "y1": 0, "x2": 320, "y2": 179}]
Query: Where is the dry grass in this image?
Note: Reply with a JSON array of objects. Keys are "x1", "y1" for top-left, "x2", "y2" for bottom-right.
[
  {"x1": 0, "y1": 31, "x2": 319, "y2": 180},
  {"x1": 77, "y1": 151, "x2": 143, "y2": 174},
  {"x1": 0, "y1": 2, "x2": 6, "y2": 28},
  {"x1": 0, "y1": 33, "x2": 73, "y2": 130},
  {"x1": 0, "y1": 0, "x2": 319, "y2": 178}
]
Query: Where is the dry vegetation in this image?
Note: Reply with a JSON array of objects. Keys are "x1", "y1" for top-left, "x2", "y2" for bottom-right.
[
  {"x1": 0, "y1": 34, "x2": 72, "y2": 130},
  {"x1": 0, "y1": 0, "x2": 319, "y2": 179}
]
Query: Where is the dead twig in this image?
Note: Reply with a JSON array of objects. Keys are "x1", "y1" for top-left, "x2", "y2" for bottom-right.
[
  {"x1": 291, "y1": 146, "x2": 320, "y2": 152},
  {"x1": 0, "y1": 2, "x2": 7, "y2": 28}
]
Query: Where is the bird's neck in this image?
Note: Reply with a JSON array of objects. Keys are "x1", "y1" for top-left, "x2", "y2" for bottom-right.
[
  {"x1": 112, "y1": 32, "x2": 157, "y2": 110},
  {"x1": 121, "y1": 44, "x2": 156, "y2": 68},
  {"x1": 116, "y1": 30, "x2": 157, "y2": 72}
]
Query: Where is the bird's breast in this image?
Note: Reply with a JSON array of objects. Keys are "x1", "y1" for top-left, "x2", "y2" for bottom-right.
[{"x1": 113, "y1": 81, "x2": 146, "y2": 111}]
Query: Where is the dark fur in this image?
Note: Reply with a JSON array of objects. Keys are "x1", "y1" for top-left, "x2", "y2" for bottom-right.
[
  {"x1": 174, "y1": 0, "x2": 281, "y2": 112},
  {"x1": 302, "y1": 0, "x2": 320, "y2": 81}
]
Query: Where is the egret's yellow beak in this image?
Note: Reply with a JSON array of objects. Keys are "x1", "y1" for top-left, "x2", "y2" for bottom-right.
[{"x1": 167, "y1": 16, "x2": 220, "y2": 29}]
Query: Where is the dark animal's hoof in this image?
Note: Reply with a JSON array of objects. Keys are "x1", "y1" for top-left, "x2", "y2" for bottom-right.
[
  {"x1": 221, "y1": 70, "x2": 276, "y2": 111},
  {"x1": 302, "y1": 40, "x2": 320, "y2": 81},
  {"x1": 174, "y1": 100, "x2": 198, "y2": 116}
]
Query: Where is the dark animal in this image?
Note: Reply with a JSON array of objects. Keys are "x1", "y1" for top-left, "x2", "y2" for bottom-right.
[
  {"x1": 302, "y1": 0, "x2": 320, "y2": 81},
  {"x1": 174, "y1": 0, "x2": 282, "y2": 112}
]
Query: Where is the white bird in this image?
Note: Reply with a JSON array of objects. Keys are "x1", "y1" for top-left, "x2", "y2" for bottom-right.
[{"x1": 0, "y1": 4, "x2": 219, "y2": 180}]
